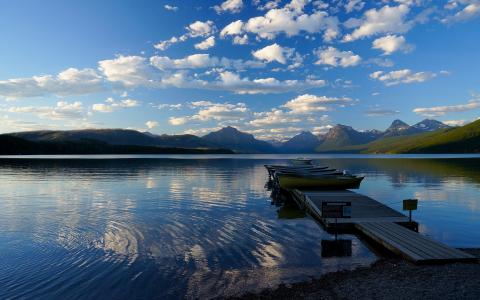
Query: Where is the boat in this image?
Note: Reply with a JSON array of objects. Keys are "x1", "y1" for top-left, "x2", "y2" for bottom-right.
[
  {"x1": 276, "y1": 173, "x2": 364, "y2": 190},
  {"x1": 291, "y1": 158, "x2": 313, "y2": 165},
  {"x1": 264, "y1": 164, "x2": 329, "y2": 177}
]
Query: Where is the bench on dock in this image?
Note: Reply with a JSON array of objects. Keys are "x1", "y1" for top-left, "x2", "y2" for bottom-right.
[
  {"x1": 291, "y1": 190, "x2": 410, "y2": 227},
  {"x1": 290, "y1": 189, "x2": 476, "y2": 264}
]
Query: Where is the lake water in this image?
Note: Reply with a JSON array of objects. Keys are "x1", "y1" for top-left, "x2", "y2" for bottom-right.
[{"x1": 0, "y1": 155, "x2": 479, "y2": 299}]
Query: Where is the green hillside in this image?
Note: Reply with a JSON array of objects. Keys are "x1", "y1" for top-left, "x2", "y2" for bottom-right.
[{"x1": 317, "y1": 119, "x2": 480, "y2": 154}]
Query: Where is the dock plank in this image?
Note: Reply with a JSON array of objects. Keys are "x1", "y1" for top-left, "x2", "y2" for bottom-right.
[
  {"x1": 356, "y1": 222, "x2": 475, "y2": 263},
  {"x1": 360, "y1": 223, "x2": 449, "y2": 260},
  {"x1": 292, "y1": 189, "x2": 410, "y2": 226},
  {"x1": 365, "y1": 222, "x2": 471, "y2": 259},
  {"x1": 289, "y1": 189, "x2": 476, "y2": 263}
]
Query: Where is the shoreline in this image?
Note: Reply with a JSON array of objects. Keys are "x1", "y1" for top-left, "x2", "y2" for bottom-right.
[{"x1": 231, "y1": 249, "x2": 480, "y2": 300}]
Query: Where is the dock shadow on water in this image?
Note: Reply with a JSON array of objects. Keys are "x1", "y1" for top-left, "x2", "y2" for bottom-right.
[{"x1": 0, "y1": 156, "x2": 479, "y2": 299}]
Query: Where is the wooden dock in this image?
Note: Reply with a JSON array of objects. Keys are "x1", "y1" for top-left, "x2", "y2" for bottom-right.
[
  {"x1": 291, "y1": 190, "x2": 410, "y2": 228},
  {"x1": 290, "y1": 189, "x2": 476, "y2": 263},
  {"x1": 356, "y1": 222, "x2": 475, "y2": 263}
]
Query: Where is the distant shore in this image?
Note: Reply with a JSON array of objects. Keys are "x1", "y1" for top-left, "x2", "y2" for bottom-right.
[{"x1": 232, "y1": 249, "x2": 480, "y2": 300}]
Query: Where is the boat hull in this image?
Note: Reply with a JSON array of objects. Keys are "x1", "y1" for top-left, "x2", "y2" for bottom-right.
[{"x1": 277, "y1": 175, "x2": 364, "y2": 190}]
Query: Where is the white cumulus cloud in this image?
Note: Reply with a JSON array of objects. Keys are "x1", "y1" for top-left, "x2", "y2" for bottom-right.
[
  {"x1": 370, "y1": 69, "x2": 437, "y2": 85},
  {"x1": 372, "y1": 35, "x2": 413, "y2": 55},
  {"x1": 282, "y1": 94, "x2": 354, "y2": 114},
  {"x1": 314, "y1": 47, "x2": 361, "y2": 67},
  {"x1": 92, "y1": 97, "x2": 139, "y2": 113},
  {"x1": 154, "y1": 20, "x2": 216, "y2": 51},
  {"x1": 164, "y1": 4, "x2": 178, "y2": 11},
  {"x1": 223, "y1": 2, "x2": 340, "y2": 42},
  {"x1": 343, "y1": 4, "x2": 411, "y2": 42},
  {"x1": 0, "y1": 68, "x2": 102, "y2": 100},
  {"x1": 413, "y1": 99, "x2": 480, "y2": 117},
  {"x1": 150, "y1": 53, "x2": 265, "y2": 70},
  {"x1": 98, "y1": 55, "x2": 156, "y2": 87},
  {"x1": 194, "y1": 36, "x2": 216, "y2": 50},
  {"x1": 6, "y1": 101, "x2": 85, "y2": 120},
  {"x1": 252, "y1": 43, "x2": 292, "y2": 64},
  {"x1": 145, "y1": 120, "x2": 159, "y2": 129},
  {"x1": 214, "y1": 0, "x2": 244, "y2": 14}
]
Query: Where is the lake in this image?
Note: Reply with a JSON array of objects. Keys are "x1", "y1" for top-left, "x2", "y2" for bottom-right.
[{"x1": 0, "y1": 155, "x2": 479, "y2": 299}]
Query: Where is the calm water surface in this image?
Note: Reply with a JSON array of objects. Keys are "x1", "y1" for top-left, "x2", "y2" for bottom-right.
[{"x1": 0, "y1": 155, "x2": 479, "y2": 299}]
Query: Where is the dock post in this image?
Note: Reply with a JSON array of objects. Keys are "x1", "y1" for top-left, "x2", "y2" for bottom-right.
[{"x1": 335, "y1": 217, "x2": 338, "y2": 241}]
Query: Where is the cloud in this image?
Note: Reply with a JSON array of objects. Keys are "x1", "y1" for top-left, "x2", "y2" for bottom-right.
[
  {"x1": 343, "y1": 4, "x2": 411, "y2": 42},
  {"x1": 3, "y1": 52, "x2": 326, "y2": 98},
  {"x1": 145, "y1": 120, "x2": 159, "y2": 129},
  {"x1": 156, "y1": 103, "x2": 183, "y2": 110},
  {"x1": 442, "y1": 1, "x2": 480, "y2": 23},
  {"x1": 153, "y1": 36, "x2": 182, "y2": 51},
  {"x1": 222, "y1": 2, "x2": 340, "y2": 42},
  {"x1": 220, "y1": 20, "x2": 244, "y2": 37},
  {"x1": 214, "y1": 0, "x2": 244, "y2": 14},
  {"x1": 282, "y1": 94, "x2": 354, "y2": 114},
  {"x1": 92, "y1": 97, "x2": 139, "y2": 113},
  {"x1": 100, "y1": 57, "x2": 324, "y2": 94},
  {"x1": 0, "y1": 114, "x2": 103, "y2": 133},
  {"x1": 212, "y1": 71, "x2": 326, "y2": 94},
  {"x1": 183, "y1": 126, "x2": 222, "y2": 136},
  {"x1": 190, "y1": 101, "x2": 215, "y2": 107},
  {"x1": 187, "y1": 20, "x2": 216, "y2": 37},
  {"x1": 443, "y1": 119, "x2": 468, "y2": 126},
  {"x1": 312, "y1": 125, "x2": 333, "y2": 135},
  {"x1": 413, "y1": 99, "x2": 480, "y2": 117},
  {"x1": 247, "y1": 108, "x2": 332, "y2": 139},
  {"x1": 168, "y1": 116, "x2": 189, "y2": 126},
  {"x1": 366, "y1": 57, "x2": 395, "y2": 67},
  {"x1": 169, "y1": 102, "x2": 248, "y2": 125},
  {"x1": 154, "y1": 20, "x2": 216, "y2": 51},
  {"x1": 6, "y1": 101, "x2": 85, "y2": 120},
  {"x1": 364, "y1": 107, "x2": 400, "y2": 116},
  {"x1": 194, "y1": 102, "x2": 248, "y2": 121},
  {"x1": 314, "y1": 46, "x2": 361, "y2": 67},
  {"x1": 249, "y1": 109, "x2": 302, "y2": 127},
  {"x1": 220, "y1": 21, "x2": 249, "y2": 44},
  {"x1": 372, "y1": 35, "x2": 413, "y2": 55},
  {"x1": 150, "y1": 53, "x2": 265, "y2": 70},
  {"x1": 345, "y1": 0, "x2": 365, "y2": 13},
  {"x1": 164, "y1": 4, "x2": 178, "y2": 11},
  {"x1": 194, "y1": 36, "x2": 216, "y2": 50},
  {"x1": 370, "y1": 69, "x2": 437, "y2": 85},
  {"x1": 255, "y1": 0, "x2": 282, "y2": 11},
  {"x1": 233, "y1": 34, "x2": 249, "y2": 44},
  {"x1": 252, "y1": 43, "x2": 292, "y2": 64},
  {"x1": 248, "y1": 93, "x2": 348, "y2": 130},
  {"x1": 0, "y1": 68, "x2": 102, "y2": 100},
  {"x1": 245, "y1": 126, "x2": 305, "y2": 141},
  {"x1": 98, "y1": 55, "x2": 156, "y2": 87}
]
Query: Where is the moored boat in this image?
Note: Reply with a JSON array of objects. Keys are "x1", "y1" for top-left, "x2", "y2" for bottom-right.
[
  {"x1": 291, "y1": 158, "x2": 313, "y2": 165},
  {"x1": 276, "y1": 173, "x2": 364, "y2": 190}
]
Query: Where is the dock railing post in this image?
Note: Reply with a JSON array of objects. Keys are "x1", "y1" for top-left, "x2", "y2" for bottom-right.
[
  {"x1": 335, "y1": 217, "x2": 338, "y2": 241},
  {"x1": 403, "y1": 199, "x2": 418, "y2": 228}
]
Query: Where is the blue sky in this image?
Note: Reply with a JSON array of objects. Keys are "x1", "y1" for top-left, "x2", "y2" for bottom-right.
[{"x1": 0, "y1": 0, "x2": 479, "y2": 140}]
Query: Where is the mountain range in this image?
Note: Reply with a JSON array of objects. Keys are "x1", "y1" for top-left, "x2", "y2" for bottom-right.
[{"x1": 2, "y1": 118, "x2": 480, "y2": 154}]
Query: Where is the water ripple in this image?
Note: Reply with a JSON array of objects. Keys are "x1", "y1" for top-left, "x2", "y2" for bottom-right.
[{"x1": 6, "y1": 157, "x2": 479, "y2": 298}]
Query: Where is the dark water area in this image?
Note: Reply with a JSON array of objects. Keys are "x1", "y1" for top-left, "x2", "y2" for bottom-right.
[{"x1": 0, "y1": 155, "x2": 479, "y2": 299}]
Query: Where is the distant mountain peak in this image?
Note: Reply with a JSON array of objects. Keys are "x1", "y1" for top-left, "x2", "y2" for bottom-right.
[
  {"x1": 413, "y1": 119, "x2": 450, "y2": 131},
  {"x1": 389, "y1": 119, "x2": 410, "y2": 129},
  {"x1": 203, "y1": 127, "x2": 275, "y2": 153},
  {"x1": 279, "y1": 131, "x2": 321, "y2": 153},
  {"x1": 316, "y1": 124, "x2": 380, "y2": 151}
]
